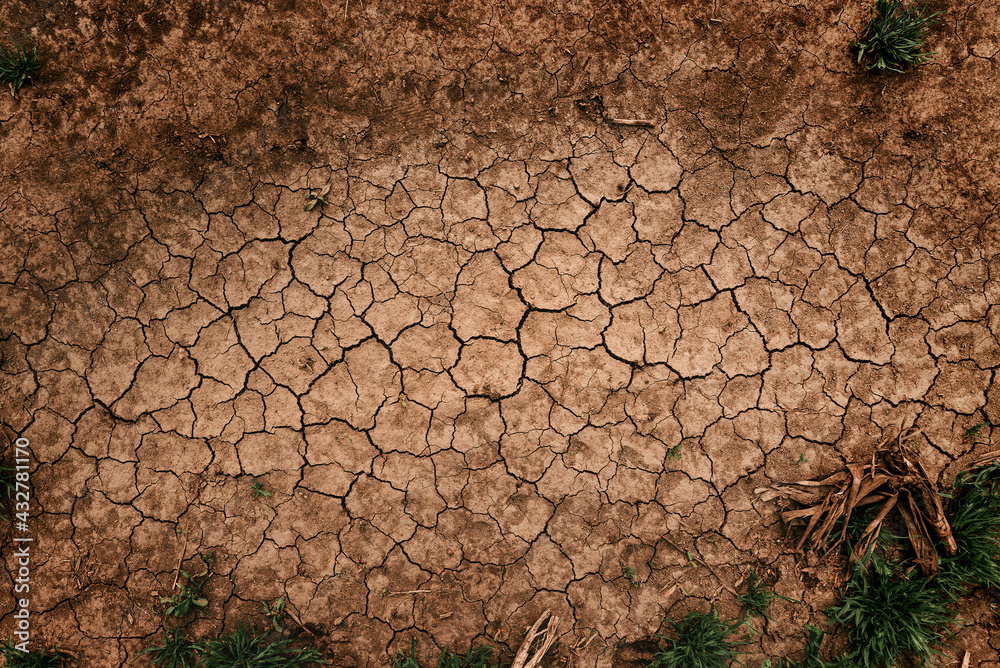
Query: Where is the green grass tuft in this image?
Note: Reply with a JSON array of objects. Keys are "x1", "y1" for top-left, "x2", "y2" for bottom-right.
[
  {"x1": 138, "y1": 627, "x2": 200, "y2": 668},
  {"x1": 0, "y1": 40, "x2": 40, "y2": 93},
  {"x1": 198, "y1": 623, "x2": 326, "y2": 668},
  {"x1": 1, "y1": 639, "x2": 69, "y2": 667},
  {"x1": 436, "y1": 646, "x2": 499, "y2": 668},
  {"x1": 827, "y1": 553, "x2": 960, "y2": 668},
  {"x1": 853, "y1": 0, "x2": 941, "y2": 73},
  {"x1": 648, "y1": 607, "x2": 746, "y2": 668},
  {"x1": 937, "y1": 460, "x2": 1000, "y2": 596}
]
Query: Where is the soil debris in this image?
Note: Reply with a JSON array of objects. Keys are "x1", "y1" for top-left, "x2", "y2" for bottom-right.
[{"x1": 758, "y1": 425, "x2": 969, "y2": 577}]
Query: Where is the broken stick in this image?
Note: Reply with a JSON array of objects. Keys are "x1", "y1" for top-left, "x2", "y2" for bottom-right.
[
  {"x1": 607, "y1": 118, "x2": 656, "y2": 127},
  {"x1": 511, "y1": 611, "x2": 562, "y2": 668},
  {"x1": 286, "y1": 605, "x2": 317, "y2": 638},
  {"x1": 661, "y1": 536, "x2": 737, "y2": 596},
  {"x1": 170, "y1": 539, "x2": 187, "y2": 590},
  {"x1": 389, "y1": 589, "x2": 432, "y2": 596}
]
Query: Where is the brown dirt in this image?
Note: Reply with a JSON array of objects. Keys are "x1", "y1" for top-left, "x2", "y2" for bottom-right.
[{"x1": 2, "y1": 0, "x2": 1000, "y2": 666}]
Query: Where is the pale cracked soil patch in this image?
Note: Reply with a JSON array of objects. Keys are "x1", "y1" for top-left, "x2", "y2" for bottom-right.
[{"x1": 2, "y1": 0, "x2": 1000, "y2": 666}]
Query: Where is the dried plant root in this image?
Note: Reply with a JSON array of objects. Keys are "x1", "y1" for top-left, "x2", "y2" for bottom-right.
[{"x1": 756, "y1": 425, "x2": 960, "y2": 577}]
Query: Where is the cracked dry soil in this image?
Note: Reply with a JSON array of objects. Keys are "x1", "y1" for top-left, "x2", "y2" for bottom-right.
[{"x1": 2, "y1": 0, "x2": 1000, "y2": 665}]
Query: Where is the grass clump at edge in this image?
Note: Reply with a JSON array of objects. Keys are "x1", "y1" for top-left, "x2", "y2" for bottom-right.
[
  {"x1": 1, "y1": 638, "x2": 70, "y2": 667},
  {"x1": 936, "y1": 459, "x2": 1000, "y2": 596},
  {"x1": 0, "y1": 461, "x2": 15, "y2": 522},
  {"x1": 0, "y1": 40, "x2": 40, "y2": 93},
  {"x1": 649, "y1": 607, "x2": 746, "y2": 668},
  {"x1": 435, "y1": 646, "x2": 499, "y2": 668},
  {"x1": 137, "y1": 620, "x2": 326, "y2": 668},
  {"x1": 389, "y1": 639, "x2": 422, "y2": 668},
  {"x1": 853, "y1": 0, "x2": 941, "y2": 73},
  {"x1": 826, "y1": 552, "x2": 960, "y2": 668}
]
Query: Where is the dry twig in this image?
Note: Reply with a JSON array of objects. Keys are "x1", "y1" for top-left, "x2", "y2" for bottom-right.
[
  {"x1": 607, "y1": 118, "x2": 656, "y2": 127},
  {"x1": 511, "y1": 611, "x2": 562, "y2": 668},
  {"x1": 388, "y1": 589, "x2": 432, "y2": 596},
  {"x1": 962, "y1": 449, "x2": 1000, "y2": 471},
  {"x1": 171, "y1": 539, "x2": 187, "y2": 590},
  {"x1": 660, "y1": 536, "x2": 737, "y2": 595},
  {"x1": 574, "y1": 94, "x2": 658, "y2": 129},
  {"x1": 285, "y1": 605, "x2": 317, "y2": 638}
]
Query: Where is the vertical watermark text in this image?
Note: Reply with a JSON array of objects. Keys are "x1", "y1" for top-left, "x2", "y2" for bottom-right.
[{"x1": 10, "y1": 436, "x2": 33, "y2": 652}]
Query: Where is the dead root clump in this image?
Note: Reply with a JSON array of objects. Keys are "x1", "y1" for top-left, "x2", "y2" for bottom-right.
[{"x1": 757, "y1": 426, "x2": 999, "y2": 578}]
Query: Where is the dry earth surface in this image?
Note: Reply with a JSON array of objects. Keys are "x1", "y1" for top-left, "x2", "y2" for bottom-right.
[{"x1": 2, "y1": 0, "x2": 1000, "y2": 665}]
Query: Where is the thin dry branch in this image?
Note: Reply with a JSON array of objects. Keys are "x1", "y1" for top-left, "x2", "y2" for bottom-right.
[
  {"x1": 511, "y1": 611, "x2": 562, "y2": 668},
  {"x1": 607, "y1": 118, "x2": 656, "y2": 127},
  {"x1": 171, "y1": 539, "x2": 187, "y2": 590},
  {"x1": 963, "y1": 449, "x2": 1000, "y2": 470},
  {"x1": 388, "y1": 589, "x2": 432, "y2": 596},
  {"x1": 660, "y1": 536, "x2": 737, "y2": 595},
  {"x1": 285, "y1": 605, "x2": 317, "y2": 638}
]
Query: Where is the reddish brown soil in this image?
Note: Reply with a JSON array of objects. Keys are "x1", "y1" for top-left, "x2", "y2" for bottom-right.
[{"x1": 2, "y1": 0, "x2": 1000, "y2": 666}]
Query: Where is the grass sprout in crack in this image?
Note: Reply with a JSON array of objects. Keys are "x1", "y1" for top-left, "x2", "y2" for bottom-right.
[
  {"x1": 965, "y1": 421, "x2": 992, "y2": 440},
  {"x1": 161, "y1": 553, "x2": 212, "y2": 617},
  {"x1": 0, "y1": 40, "x2": 40, "y2": 94},
  {"x1": 250, "y1": 478, "x2": 272, "y2": 500},
  {"x1": 649, "y1": 607, "x2": 747, "y2": 668},
  {"x1": 853, "y1": 0, "x2": 941, "y2": 73},
  {"x1": 736, "y1": 570, "x2": 796, "y2": 633},
  {"x1": 303, "y1": 183, "x2": 331, "y2": 212},
  {"x1": 262, "y1": 596, "x2": 287, "y2": 633},
  {"x1": 622, "y1": 564, "x2": 642, "y2": 587}
]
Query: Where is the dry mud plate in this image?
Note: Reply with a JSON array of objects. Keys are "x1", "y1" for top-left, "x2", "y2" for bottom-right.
[{"x1": 2, "y1": 0, "x2": 1000, "y2": 665}]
